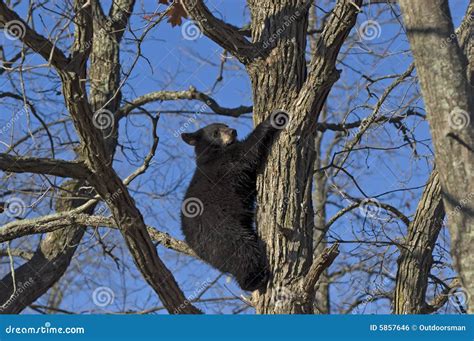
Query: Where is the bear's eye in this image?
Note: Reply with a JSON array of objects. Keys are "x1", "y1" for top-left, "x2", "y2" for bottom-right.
[{"x1": 213, "y1": 131, "x2": 219, "y2": 138}]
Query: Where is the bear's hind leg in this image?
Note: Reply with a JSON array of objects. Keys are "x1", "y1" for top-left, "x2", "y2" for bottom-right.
[{"x1": 230, "y1": 235, "x2": 268, "y2": 291}]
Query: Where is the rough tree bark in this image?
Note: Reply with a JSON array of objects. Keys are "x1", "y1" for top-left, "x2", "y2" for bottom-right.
[
  {"x1": 393, "y1": 171, "x2": 445, "y2": 314},
  {"x1": 0, "y1": 0, "x2": 133, "y2": 313},
  {"x1": 312, "y1": 144, "x2": 330, "y2": 314},
  {"x1": 248, "y1": 0, "x2": 361, "y2": 314},
  {"x1": 399, "y1": 0, "x2": 474, "y2": 313},
  {"x1": 183, "y1": 0, "x2": 362, "y2": 313},
  {"x1": 393, "y1": 5, "x2": 474, "y2": 314},
  {"x1": 0, "y1": 0, "x2": 200, "y2": 314}
]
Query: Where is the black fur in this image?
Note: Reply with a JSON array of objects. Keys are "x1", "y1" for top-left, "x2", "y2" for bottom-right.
[{"x1": 181, "y1": 114, "x2": 282, "y2": 291}]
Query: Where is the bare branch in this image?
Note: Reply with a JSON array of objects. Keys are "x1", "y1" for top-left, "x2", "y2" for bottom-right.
[
  {"x1": 181, "y1": 0, "x2": 256, "y2": 64},
  {"x1": 296, "y1": 0, "x2": 362, "y2": 115},
  {"x1": 0, "y1": 154, "x2": 91, "y2": 180},
  {"x1": 0, "y1": 213, "x2": 196, "y2": 257},
  {"x1": 0, "y1": 1, "x2": 69, "y2": 69},
  {"x1": 393, "y1": 171, "x2": 445, "y2": 314},
  {"x1": 117, "y1": 86, "x2": 252, "y2": 120},
  {"x1": 0, "y1": 248, "x2": 33, "y2": 260},
  {"x1": 303, "y1": 243, "x2": 340, "y2": 295}
]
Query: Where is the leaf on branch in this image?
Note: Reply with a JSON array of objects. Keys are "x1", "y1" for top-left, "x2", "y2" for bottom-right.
[
  {"x1": 167, "y1": 3, "x2": 188, "y2": 27},
  {"x1": 157, "y1": 0, "x2": 188, "y2": 27}
]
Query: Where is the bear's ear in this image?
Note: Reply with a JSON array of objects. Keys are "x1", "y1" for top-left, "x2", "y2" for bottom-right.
[{"x1": 181, "y1": 132, "x2": 198, "y2": 146}]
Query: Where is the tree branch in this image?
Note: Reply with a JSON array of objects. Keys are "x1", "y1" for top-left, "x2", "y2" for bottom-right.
[
  {"x1": 297, "y1": 0, "x2": 362, "y2": 116},
  {"x1": 117, "y1": 86, "x2": 252, "y2": 119},
  {"x1": 0, "y1": 154, "x2": 91, "y2": 179},
  {"x1": 180, "y1": 0, "x2": 256, "y2": 64},
  {"x1": 0, "y1": 1, "x2": 69, "y2": 69},
  {"x1": 301, "y1": 243, "x2": 340, "y2": 311},
  {"x1": 0, "y1": 211, "x2": 196, "y2": 257},
  {"x1": 393, "y1": 171, "x2": 445, "y2": 314},
  {"x1": 52, "y1": 0, "x2": 202, "y2": 314},
  {"x1": 421, "y1": 278, "x2": 461, "y2": 314}
]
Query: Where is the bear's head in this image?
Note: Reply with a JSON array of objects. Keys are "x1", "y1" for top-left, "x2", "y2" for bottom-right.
[{"x1": 182, "y1": 123, "x2": 237, "y2": 150}]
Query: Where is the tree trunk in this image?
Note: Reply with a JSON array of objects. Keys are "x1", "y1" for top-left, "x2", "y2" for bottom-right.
[
  {"x1": 246, "y1": 0, "x2": 312, "y2": 314},
  {"x1": 0, "y1": 0, "x2": 132, "y2": 313},
  {"x1": 312, "y1": 163, "x2": 330, "y2": 314},
  {"x1": 399, "y1": 0, "x2": 474, "y2": 313},
  {"x1": 244, "y1": 0, "x2": 361, "y2": 314},
  {"x1": 393, "y1": 171, "x2": 444, "y2": 314}
]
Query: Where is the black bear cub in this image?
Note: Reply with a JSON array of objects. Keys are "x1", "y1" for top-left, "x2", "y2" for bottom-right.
[{"x1": 181, "y1": 111, "x2": 287, "y2": 291}]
